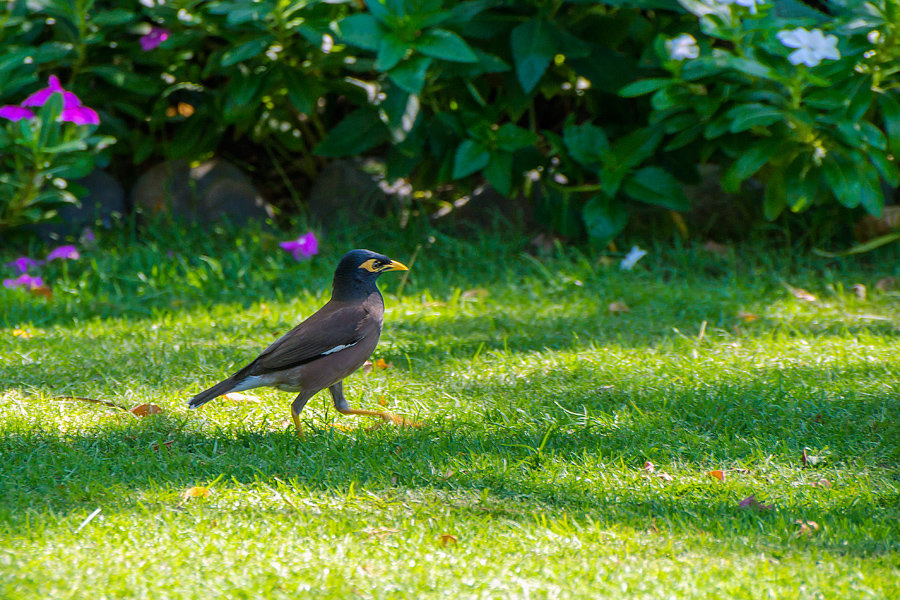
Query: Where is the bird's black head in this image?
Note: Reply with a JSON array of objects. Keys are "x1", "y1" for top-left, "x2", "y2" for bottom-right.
[{"x1": 331, "y1": 249, "x2": 408, "y2": 301}]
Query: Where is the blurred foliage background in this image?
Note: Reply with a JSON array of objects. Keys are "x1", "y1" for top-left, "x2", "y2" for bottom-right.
[{"x1": 1, "y1": 0, "x2": 898, "y2": 247}]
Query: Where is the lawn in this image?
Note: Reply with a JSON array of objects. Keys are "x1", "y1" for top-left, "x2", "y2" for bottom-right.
[{"x1": 1, "y1": 223, "x2": 898, "y2": 599}]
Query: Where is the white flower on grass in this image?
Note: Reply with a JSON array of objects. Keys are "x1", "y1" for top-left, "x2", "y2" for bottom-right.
[
  {"x1": 777, "y1": 28, "x2": 840, "y2": 67},
  {"x1": 666, "y1": 34, "x2": 700, "y2": 61},
  {"x1": 620, "y1": 246, "x2": 648, "y2": 271}
]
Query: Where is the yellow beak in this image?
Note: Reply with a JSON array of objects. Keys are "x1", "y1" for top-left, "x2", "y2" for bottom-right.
[{"x1": 385, "y1": 259, "x2": 409, "y2": 272}]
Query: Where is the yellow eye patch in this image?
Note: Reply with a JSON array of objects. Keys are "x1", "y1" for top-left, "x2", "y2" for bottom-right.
[{"x1": 358, "y1": 259, "x2": 380, "y2": 272}]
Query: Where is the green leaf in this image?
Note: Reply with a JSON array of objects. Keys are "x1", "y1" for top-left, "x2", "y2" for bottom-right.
[
  {"x1": 869, "y1": 148, "x2": 899, "y2": 188},
  {"x1": 510, "y1": 19, "x2": 555, "y2": 93},
  {"x1": 878, "y1": 92, "x2": 900, "y2": 157},
  {"x1": 721, "y1": 138, "x2": 781, "y2": 193},
  {"x1": 484, "y1": 152, "x2": 513, "y2": 196},
  {"x1": 613, "y1": 127, "x2": 662, "y2": 170},
  {"x1": 623, "y1": 166, "x2": 689, "y2": 210},
  {"x1": 221, "y1": 38, "x2": 272, "y2": 66},
  {"x1": 564, "y1": 120, "x2": 610, "y2": 168},
  {"x1": 378, "y1": 89, "x2": 420, "y2": 143},
  {"x1": 726, "y1": 104, "x2": 784, "y2": 133},
  {"x1": 314, "y1": 108, "x2": 389, "y2": 157},
  {"x1": 281, "y1": 68, "x2": 320, "y2": 114},
  {"x1": 495, "y1": 123, "x2": 538, "y2": 152},
  {"x1": 763, "y1": 168, "x2": 786, "y2": 220},
  {"x1": 91, "y1": 9, "x2": 135, "y2": 26},
  {"x1": 619, "y1": 78, "x2": 672, "y2": 98},
  {"x1": 822, "y1": 155, "x2": 861, "y2": 209},
  {"x1": 365, "y1": 0, "x2": 394, "y2": 23},
  {"x1": 583, "y1": 194, "x2": 628, "y2": 244},
  {"x1": 339, "y1": 14, "x2": 383, "y2": 50},
  {"x1": 376, "y1": 33, "x2": 409, "y2": 71},
  {"x1": 452, "y1": 139, "x2": 490, "y2": 178},
  {"x1": 416, "y1": 29, "x2": 477, "y2": 63},
  {"x1": 388, "y1": 55, "x2": 432, "y2": 95},
  {"x1": 813, "y1": 232, "x2": 900, "y2": 258}
]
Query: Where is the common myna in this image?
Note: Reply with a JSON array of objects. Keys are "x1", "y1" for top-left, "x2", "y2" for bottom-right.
[{"x1": 188, "y1": 249, "x2": 409, "y2": 433}]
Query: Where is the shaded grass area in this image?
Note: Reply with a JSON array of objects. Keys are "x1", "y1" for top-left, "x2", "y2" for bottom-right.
[{"x1": 1, "y1": 223, "x2": 899, "y2": 598}]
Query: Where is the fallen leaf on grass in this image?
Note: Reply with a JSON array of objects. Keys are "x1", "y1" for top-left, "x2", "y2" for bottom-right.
[
  {"x1": 362, "y1": 527, "x2": 401, "y2": 539},
  {"x1": 801, "y1": 447, "x2": 827, "y2": 467},
  {"x1": 375, "y1": 358, "x2": 392, "y2": 369},
  {"x1": 738, "y1": 495, "x2": 773, "y2": 512},
  {"x1": 151, "y1": 440, "x2": 175, "y2": 451},
  {"x1": 461, "y1": 288, "x2": 489, "y2": 300},
  {"x1": 29, "y1": 285, "x2": 53, "y2": 299},
  {"x1": 182, "y1": 486, "x2": 210, "y2": 500},
  {"x1": 811, "y1": 479, "x2": 832, "y2": 489},
  {"x1": 737, "y1": 311, "x2": 759, "y2": 322},
  {"x1": 642, "y1": 461, "x2": 655, "y2": 473},
  {"x1": 12, "y1": 328, "x2": 32, "y2": 338},
  {"x1": 852, "y1": 284, "x2": 866, "y2": 300},
  {"x1": 794, "y1": 520, "x2": 819, "y2": 537},
  {"x1": 707, "y1": 470, "x2": 725, "y2": 481},
  {"x1": 783, "y1": 283, "x2": 816, "y2": 302},
  {"x1": 703, "y1": 241, "x2": 731, "y2": 255},
  {"x1": 222, "y1": 392, "x2": 260, "y2": 403},
  {"x1": 439, "y1": 534, "x2": 458, "y2": 546},
  {"x1": 130, "y1": 403, "x2": 164, "y2": 417},
  {"x1": 876, "y1": 277, "x2": 896, "y2": 291},
  {"x1": 657, "y1": 472, "x2": 674, "y2": 482},
  {"x1": 608, "y1": 301, "x2": 630, "y2": 315}
]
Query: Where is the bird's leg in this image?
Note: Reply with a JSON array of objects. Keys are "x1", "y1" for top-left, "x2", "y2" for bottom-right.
[
  {"x1": 329, "y1": 381, "x2": 404, "y2": 424},
  {"x1": 290, "y1": 393, "x2": 312, "y2": 436}
]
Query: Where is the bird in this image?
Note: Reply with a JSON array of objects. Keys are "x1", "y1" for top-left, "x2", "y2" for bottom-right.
[{"x1": 188, "y1": 249, "x2": 410, "y2": 434}]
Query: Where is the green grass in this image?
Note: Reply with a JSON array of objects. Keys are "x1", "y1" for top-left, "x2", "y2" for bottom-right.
[{"x1": 1, "y1": 223, "x2": 899, "y2": 598}]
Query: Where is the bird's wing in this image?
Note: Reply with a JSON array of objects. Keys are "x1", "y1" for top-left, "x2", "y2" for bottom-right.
[{"x1": 240, "y1": 302, "x2": 377, "y2": 376}]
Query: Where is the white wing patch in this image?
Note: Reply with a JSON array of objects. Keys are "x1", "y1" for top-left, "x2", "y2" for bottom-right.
[{"x1": 321, "y1": 340, "x2": 361, "y2": 356}]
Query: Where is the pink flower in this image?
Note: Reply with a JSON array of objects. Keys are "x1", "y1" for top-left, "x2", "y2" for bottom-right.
[
  {"x1": 140, "y1": 27, "x2": 170, "y2": 51},
  {"x1": 46, "y1": 245, "x2": 80, "y2": 261},
  {"x1": 0, "y1": 105, "x2": 36, "y2": 121},
  {"x1": 6, "y1": 256, "x2": 43, "y2": 273},
  {"x1": 279, "y1": 232, "x2": 319, "y2": 261},
  {"x1": 3, "y1": 274, "x2": 45, "y2": 289},
  {"x1": 19, "y1": 75, "x2": 99, "y2": 125}
]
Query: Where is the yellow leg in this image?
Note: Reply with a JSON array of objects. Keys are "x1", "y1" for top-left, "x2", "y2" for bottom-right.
[{"x1": 291, "y1": 409, "x2": 303, "y2": 436}]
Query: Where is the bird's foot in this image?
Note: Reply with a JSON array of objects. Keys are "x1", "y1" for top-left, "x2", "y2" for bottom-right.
[{"x1": 337, "y1": 408, "x2": 422, "y2": 428}]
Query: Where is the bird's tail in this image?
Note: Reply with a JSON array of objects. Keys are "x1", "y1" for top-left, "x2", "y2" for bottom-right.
[{"x1": 188, "y1": 377, "x2": 239, "y2": 409}]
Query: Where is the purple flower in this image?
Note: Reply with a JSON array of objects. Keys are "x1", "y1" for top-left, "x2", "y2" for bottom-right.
[
  {"x1": 279, "y1": 232, "x2": 319, "y2": 261},
  {"x1": 0, "y1": 105, "x2": 36, "y2": 122},
  {"x1": 3, "y1": 274, "x2": 45, "y2": 289},
  {"x1": 46, "y1": 245, "x2": 80, "y2": 261},
  {"x1": 6, "y1": 256, "x2": 43, "y2": 273},
  {"x1": 140, "y1": 27, "x2": 170, "y2": 52},
  {"x1": 60, "y1": 104, "x2": 100, "y2": 126},
  {"x1": 19, "y1": 75, "x2": 99, "y2": 125}
]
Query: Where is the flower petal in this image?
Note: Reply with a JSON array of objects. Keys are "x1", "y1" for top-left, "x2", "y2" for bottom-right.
[
  {"x1": 60, "y1": 105, "x2": 100, "y2": 125},
  {"x1": 777, "y1": 28, "x2": 808, "y2": 49},
  {"x1": 46, "y1": 245, "x2": 80, "y2": 261},
  {"x1": 6, "y1": 256, "x2": 43, "y2": 273},
  {"x1": 0, "y1": 105, "x2": 35, "y2": 121},
  {"x1": 22, "y1": 75, "x2": 65, "y2": 107},
  {"x1": 3, "y1": 274, "x2": 45, "y2": 289}
]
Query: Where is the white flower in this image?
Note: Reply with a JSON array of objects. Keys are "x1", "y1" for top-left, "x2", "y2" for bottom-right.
[
  {"x1": 666, "y1": 34, "x2": 700, "y2": 61},
  {"x1": 716, "y1": 0, "x2": 764, "y2": 14},
  {"x1": 620, "y1": 246, "x2": 648, "y2": 271},
  {"x1": 777, "y1": 28, "x2": 840, "y2": 67}
]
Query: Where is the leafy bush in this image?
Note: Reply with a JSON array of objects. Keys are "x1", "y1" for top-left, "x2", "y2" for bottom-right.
[{"x1": 2, "y1": 0, "x2": 898, "y2": 243}]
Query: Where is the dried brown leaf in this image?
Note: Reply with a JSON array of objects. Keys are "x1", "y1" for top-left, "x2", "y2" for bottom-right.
[
  {"x1": 657, "y1": 472, "x2": 674, "y2": 482},
  {"x1": 151, "y1": 440, "x2": 175, "y2": 452},
  {"x1": 182, "y1": 486, "x2": 210, "y2": 500},
  {"x1": 461, "y1": 288, "x2": 489, "y2": 300},
  {"x1": 608, "y1": 301, "x2": 630, "y2": 315},
  {"x1": 29, "y1": 285, "x2": 53, "y2": 299},
  {"x1": 703, "y1": 241, "x2": 731, "y2": 255},
  {"x1": 784, "y1": 283, "x2": 816, "y2": 302},
  {"x1": 794, "y1": 520, "x2": 819, "y2": 537},
  {"x1": 130, "y1": 403, "x2": 164, "y2": 417},
  {"x1": 876, "y1": 277, "x2": 897, "y2": 291},
  {"x1": 642, "y1": 461, "x2": 655, "y2": 473},
  {"x1": 738, "y1": 494, "x2": 773, "y2": 512},
  {"x1": 737, "y1": 311, "x2": 759, "y2": 322},
  {"x1": 707, "y1": 469, "x2": 725, "y2": 481},
  {"x1": 439, "y1": 533, "x2": 458, "y2": 547}
]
